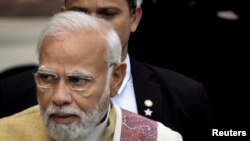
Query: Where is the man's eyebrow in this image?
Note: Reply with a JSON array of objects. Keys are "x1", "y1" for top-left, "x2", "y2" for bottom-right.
[
  {"x1": 37, "y1": 65, "x2": 95, "y2": 77},
  {"x1": 70, "y1": 70, "x2": 93, "y2": 77},
  {"x1": 37, "y1": 66, "x2": 54, "y2": 72},
  {"x1": 68, "y1": 6, "x2": 89, "y2": 12},
  {"x1": 68, "y1": 6, "x2": 120, "y2": 11}
]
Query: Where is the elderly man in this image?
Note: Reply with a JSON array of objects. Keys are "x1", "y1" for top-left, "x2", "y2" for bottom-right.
[{"x1": 0, "y1": 11, "x2": 182, "y2": 141}]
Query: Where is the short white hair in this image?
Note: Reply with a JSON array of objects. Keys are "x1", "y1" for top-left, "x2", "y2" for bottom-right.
[{"x1": 37, "y1": 11, "x2": 122, "y2": 65}]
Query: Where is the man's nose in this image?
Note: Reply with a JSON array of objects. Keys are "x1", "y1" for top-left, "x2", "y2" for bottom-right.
[
  {"x1": 51, "y1": 79, "x2": 72, "y2": 106},
  {"x1": 89, "y1": 12, "x2": 97, "y2": 17}
]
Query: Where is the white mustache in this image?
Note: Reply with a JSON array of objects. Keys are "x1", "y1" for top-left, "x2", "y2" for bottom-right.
[{"x1": 46, "y1": 106, "x2": 82, "y2": 117}]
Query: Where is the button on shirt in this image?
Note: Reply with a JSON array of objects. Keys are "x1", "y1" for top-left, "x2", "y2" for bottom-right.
[{"x1": 111, "y1": 55, "x2": 138, "y2": 113}]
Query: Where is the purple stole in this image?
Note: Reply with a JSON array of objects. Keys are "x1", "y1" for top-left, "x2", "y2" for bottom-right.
[{"x1": 120, "y1": 109, "x2": 158, "y2": 141}]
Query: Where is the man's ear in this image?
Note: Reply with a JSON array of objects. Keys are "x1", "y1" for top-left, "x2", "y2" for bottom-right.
[
  {"x1": 110, "y1": 63, "x2": 126, "y2": 97},
  {"x1": 130, "y1": 7, "x2": 142, "y2": 32}
]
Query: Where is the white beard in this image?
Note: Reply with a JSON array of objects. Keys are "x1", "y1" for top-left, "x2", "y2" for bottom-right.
[{"x1": 39, "y1": 72, "x2": 111, "y2": 141}]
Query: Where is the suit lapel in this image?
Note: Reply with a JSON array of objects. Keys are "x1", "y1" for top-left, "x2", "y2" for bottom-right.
[{"x1": 130, "y1": 58, "x2": 163, "y2": 122}]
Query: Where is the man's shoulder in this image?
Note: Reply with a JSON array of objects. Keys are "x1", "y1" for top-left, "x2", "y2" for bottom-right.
[
  {"x1": 119, "y1": 107, "x2": 158, "y2": 140},
  {"x1": 0, "y1": 105, "x2": 50, "y2": 140},
  {"x1": 130, "y1": 59, "x2": 207, "y2": 107},
  {"x1": 119, "y1": 107, "x2": 182, "y2": 141},
  {"x1": 121, "y1": 107, "x2": 157, "y2": 125},
  {"x1": 0, "y1": 105, "x2": 41, "y2": 127},
  {"x1": 131, "y1": 58, "x2": 202, "y2": 88}
]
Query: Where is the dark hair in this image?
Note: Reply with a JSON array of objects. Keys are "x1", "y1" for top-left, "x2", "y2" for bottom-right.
[
  {"x1": 126, "y1": 0, "x2": 136, "y2": 12},
  {"x1": 65, "y1": 0, "x2": 137, "y2": 12}
]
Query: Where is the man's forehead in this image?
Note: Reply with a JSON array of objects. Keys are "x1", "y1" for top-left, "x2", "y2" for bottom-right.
[
  {"x1": 39, "y1": 34, "x2": 107, "y2": 65},
  {"x1": 65, "y1": 0, "x2": 128, "y2": 7}
]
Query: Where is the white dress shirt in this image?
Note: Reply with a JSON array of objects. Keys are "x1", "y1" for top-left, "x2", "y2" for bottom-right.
[{"x1": 111, "y1": 55, "x2": 138, "y2": 113}]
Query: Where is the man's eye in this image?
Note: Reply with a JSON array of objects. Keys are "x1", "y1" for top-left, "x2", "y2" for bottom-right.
[
  {"x1": 68, "y1": 76, "x2": 91, "y2": 86},
  {"x1": 98, "y1": 10, "x2": 118, "y2": 19},
  {"x1": 39, "y1": 74, "x2": 56, "y2": 82}
]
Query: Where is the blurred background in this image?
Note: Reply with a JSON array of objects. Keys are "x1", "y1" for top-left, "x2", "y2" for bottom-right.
[
  {"x1": 0, "y1": 0, "x2": 62, "y2": 71},
  {"x1": 0, "y1": 0, "x2": 249, "y2": 139}
]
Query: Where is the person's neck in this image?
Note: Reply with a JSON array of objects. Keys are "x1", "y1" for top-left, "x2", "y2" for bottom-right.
[{"x1": 121, "y1": 48, "x2": 128, "y2": 61}]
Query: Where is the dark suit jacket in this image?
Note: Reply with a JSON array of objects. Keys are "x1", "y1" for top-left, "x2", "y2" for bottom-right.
[
  {"x1": 0, "y1": 58, "x2": 212, "y2": 141},
  {"x1": 130, "y1": 58, "x2": 212, "y2": 141},
  {"x1": 0, "y1": 67, "x2": 37, "y2": 118}
]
